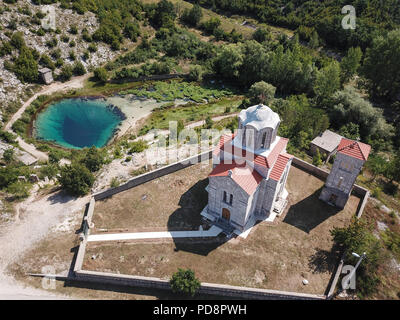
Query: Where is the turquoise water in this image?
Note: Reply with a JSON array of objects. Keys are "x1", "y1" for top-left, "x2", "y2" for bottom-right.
[{"x1": 35, "y1": 98, "x2": 124, "y2": 149}]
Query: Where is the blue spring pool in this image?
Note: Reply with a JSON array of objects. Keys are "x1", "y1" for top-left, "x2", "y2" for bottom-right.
[{"x1": 35, "y1": 98, "x2": 125, "y2": 149}]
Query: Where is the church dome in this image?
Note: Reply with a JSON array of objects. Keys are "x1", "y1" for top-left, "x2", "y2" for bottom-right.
[{"x1": 239, "y1": 104, "x2": 280, "y2": 131}]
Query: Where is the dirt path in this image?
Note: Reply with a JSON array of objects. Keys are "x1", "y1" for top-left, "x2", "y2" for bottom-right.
[
  {"x1": 4, "y1": 74, "x2": 91, "y2": 162},
  {"x1": 0, "y1": 188, "x2": 89, "y2": 299}
]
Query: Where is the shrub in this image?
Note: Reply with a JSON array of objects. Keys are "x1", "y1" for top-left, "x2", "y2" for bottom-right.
[
  {"x1": 128, "y1": 140, "x2": 148, "y2": 154},
  {"x1": 331, "y1": 218, "x2": 384, "y2": 297},
  {"x1": 0, "y1": 130, "x2": 16, "y2": 144},
  {"x1": 39, "y1": 163, "x2": 59, "y2": 180},
  {"x1": 312, "y1": 149, "x2": 322, "y2": 167},
  {"x1": 188, "y1": 65, "x2": 203, "y2": 82},
  {"x1": 58, "y1": 163, "x2": 94, "y2": 196},
  {"x1": 58, "y1": 65, "x2": 73, "y2": 82},
  {"x1": 110, "y1": 177, "x2": 120, "y2": 188},
  {"x1": 170, "y1": 268, "x2": 200, "y2": 297},
  {"x1": 2, "y1": 148, "x2": 14, "y2": 162},
  {"x1": 72, "y1": 61, "x2": 86, "y2": 76},
  {"x1": 81, "y1": 146, "x2": 104, "y2": 172},
  {"x1": 93, "y1": 67, "x2": 108, "y2": 83},
  {"x1": 88, "y1": 43, "x2": 97, "y2": 52},
  {"x1": 180, "y1": 4, "x2": 203, "y2": 27}
]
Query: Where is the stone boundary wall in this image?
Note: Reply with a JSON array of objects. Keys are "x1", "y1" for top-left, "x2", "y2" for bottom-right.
[
  {"x1": 71, "y1": 153, "x2": 370, "y2": 300},
  {"x1": 93, "y1": 151, "x2": 212, "y2": 201},
  {"x1": 74, "y1": 270, "x2": 324, "y2": 300}
]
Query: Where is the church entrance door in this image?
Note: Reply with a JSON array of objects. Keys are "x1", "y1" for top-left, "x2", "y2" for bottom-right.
[{"x1": 222, "y1": 208, "x2": 230, "y2": 221}]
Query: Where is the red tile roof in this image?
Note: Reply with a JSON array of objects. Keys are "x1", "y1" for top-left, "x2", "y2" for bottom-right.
[
  {"x1": 213, "y1": 134, "x2": 234, "y2": 156},
  {"x1": 214, "y1": 134, "x2": 289, "y2": 169},
  {"x1": 269, "y1": 152, "x2": 293, "y2": 181},
  {"x1": 209, "y1": 161, "x2": 263, "y2": 195},
  {"x1": 337, "y1": 138, "x2": 371, "y2": 161}
]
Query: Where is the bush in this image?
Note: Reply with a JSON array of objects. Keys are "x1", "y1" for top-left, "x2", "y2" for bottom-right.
[
  {"x1": 170, "y1": 268, "x2": 200, "y2": 297},
  {"x1": 331, "y1": 218, "x2": 384, "y2": 297},
  {"x1": 93, "y1": 67, "x2": 108, "y2": 83},
  {"x1": 59, "y1": 65, "x2": 73, "y2": 82},
  {"x1": 72, "y1": 61, "x2": 86, "y2": 76},
  {"x1": 49, "y1": 149, "x2": 68, "y2": 164},
  {"x1": 180, "y1": 4, "x2": 203, "y2": 27},
  {"x1": 81, "y1": 146, "x2": 104, "y2": 172},
  {"x1": 248, "y1": 81, "x2": 276, "y2": 104},
  {"x1": 128, "y1": 140, "x2": 148, "y2": 154},
  {"x1": 188, "y1": 65, "x2": 203, "y2": 82},
  {"x1": 312, "y1": 149, "x2": 322, "y2": 167},
  {"x1": 253, "y1": 27, "x2": 271, "y2": 43},
  {"x1": 110, "y1": 177, "x2": 120, "y2": 188},
  {"x1": 39, "y1": 163, "x2": 59, "y2": 180},
  {"x1": 58, "y1": 163, "x2": 94, "y2": 196},
  {"x1": 0, "y1": 130, "x2": 16, "y2": 144}
]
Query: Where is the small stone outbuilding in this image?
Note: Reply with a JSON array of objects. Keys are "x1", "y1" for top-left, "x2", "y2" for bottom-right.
[
  {"x1": 310, "y1": 130, "x2": 342, "y2": 163},
  {"x1": 39, "y1": 68, "x2": 53, "y2": 85}
]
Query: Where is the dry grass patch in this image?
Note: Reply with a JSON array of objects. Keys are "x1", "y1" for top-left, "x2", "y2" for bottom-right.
[
  {"x1": 92, "y1": 162, "x2": 212, "y2": 232},
  {"x1": 83, "y1": 166, "x2": 360, "y2": 295}
]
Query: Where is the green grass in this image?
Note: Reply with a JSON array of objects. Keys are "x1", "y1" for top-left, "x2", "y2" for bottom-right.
[
  {"x1": 119, "y1": 80, "x2": 235, "y2": 103},
  {"x1": 140, "y1": 96, "x2": 242, "y2": 134}
]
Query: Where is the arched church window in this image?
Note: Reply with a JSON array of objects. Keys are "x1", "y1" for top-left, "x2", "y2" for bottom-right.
[{"x1": 261, "y1": 132, "x2": 267, "y2": 148}]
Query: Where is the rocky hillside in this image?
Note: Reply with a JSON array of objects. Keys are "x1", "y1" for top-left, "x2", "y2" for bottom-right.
[{"x1": 0, "y1": 0, "x2": 123, "y2": 121}]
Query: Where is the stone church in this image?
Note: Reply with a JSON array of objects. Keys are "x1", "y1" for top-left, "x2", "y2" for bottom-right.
[
  {"x1": 319, "y1": 138, "x2": 371, "y2": 208},
  {"x1": 201, "y1": 104, "x2": 293, "y2": 233}
]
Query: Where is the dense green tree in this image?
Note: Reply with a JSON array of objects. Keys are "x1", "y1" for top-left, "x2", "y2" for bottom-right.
[
  {"x1": 181, "y1": 4, "x2": 203, "y2": 27},
  {"x1": 170, "y1": 268, "x2": 200, "y2": 297},
  {"x1": 385, "y1": 152, "x2": 400, "y2": 183},
  {"x1": 338, "y1": 122, "x2": 360, "y2": 140},
  {"x1": 252, "y1": 27, "x2": 271, "y2": 43},
  {"x1": 314, "y1": 61, "x2": 341, "y2": 100},
  {"x1": 59, "y1": 65, "x2": 73, "y2": 82},
  {"x1": 362, "y1": 29, "x2": 400, "y2": 101},
  {"x1": 39, "y1": 54, "x2": 55, "y2": 70},
  {"x1": 123, "y1": 21, "x2": 140, "y2": 41},
  {"x1": 308, "y1": 31, "x2": 319, "y2": 49},
  {"x1": 201, "y1": 17, "x2": 221, "y2": 35},
  {"x1": 340, "y1": 47, "x2": 362, "y2": 83},
  {"x1": 188, "y1": 65, "x2": 203, "y2": 82},
  {"x1": 81, "y1": 146, "x2": 105, "y2": 172},
  {"x1": 272, "y1": 95, "x2": 329, "y2": 150},
  {"x1": 248, "y1": 81, "x2": 276, "y2": 104},
  {"x1": 213, "y1": 43, "x2": 244, "y2": 80},
  {"x1": 331, "y1": 88, "x2": 394, "y2": 140},
  {"x1": 3, "y1": 148, "x2": 14, "y2": 162},
  {"x1": 10, "y1": 32, "x2": 25, "y2": 50},
  {"x1": 13, "y1": 46, "x2": 38, "y2": 83},
  {"x1": 366, "y1": 154, "x2": 388, "y2": 182},
  {"x1": 148, "y1": 0, "x2": 176, "y2": 29},
  {"x1": 58, "y1": 163, "x2": 94, "y2": 196},
  {"x1": 72, "y1": 61, "x2": 86, "y2": 76},
  {"x1": 93, "y1": 67, "x2": 108, "y2": 83},
  {"x1": 331, "y1": 218, "x2": 384, "y2": 297},
  {"x1": 312, "y1": 148, "x2": 322, "y2": 166}
]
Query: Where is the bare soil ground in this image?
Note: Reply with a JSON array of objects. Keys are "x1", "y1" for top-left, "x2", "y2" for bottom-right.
[
  {"x1": 83, "y1": 166, "x2": 360, "y2": 295},
  {"x1": 92, "y1": 162, "x2": 212, "y2": 232}
]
